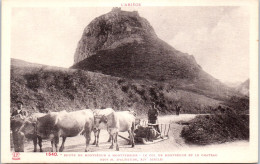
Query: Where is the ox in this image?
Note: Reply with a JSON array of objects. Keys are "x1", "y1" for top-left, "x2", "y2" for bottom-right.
[
  {"x1": 98, "y1": 111, "x2": 135, "y2": 151},
  {"x1": 11, "y1": 113, "x2": 46, "y2": 152},
  {"x1": 93, "y1": 108, "x2": 114, "y2": 146},
  {"x1": 36, "y1": 109, "x2": 94, "y2": 152}
]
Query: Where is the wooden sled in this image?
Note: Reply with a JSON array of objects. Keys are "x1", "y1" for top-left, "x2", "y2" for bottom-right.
[
  {"x1": 136, "y1": 136, "x2": 169, "y2": 145},
  {"x1": 117, "y1": 121, "x2": 171, "y2": 145},
  {"x1": 134, "y1": 123, "x2": 170, "y2": 145}
]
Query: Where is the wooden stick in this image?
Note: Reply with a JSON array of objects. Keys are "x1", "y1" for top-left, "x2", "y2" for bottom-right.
[
  {"x1": 160, "y1": 124, "x2": 162, "y2": 137},
  {"x1": 118, "y1": 134, "x2": 130, "y2": 142},
  {"x1": 164, "y1": 124, "x2": 167, "y2": 136},
  {"x1": 167, "y1": 124, "x2": 171, "y2": 136}
]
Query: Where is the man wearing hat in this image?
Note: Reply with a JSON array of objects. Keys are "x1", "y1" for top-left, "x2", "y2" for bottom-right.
[
  {"x1": 11, "y1": 101, "x2": 28, "y2": 117},
  {"x1": 148, "y1": 102, "x2": 159, "y2": 124},
  {"x1": 148, "y1": 102, "x2": 160, "y2": 133}
]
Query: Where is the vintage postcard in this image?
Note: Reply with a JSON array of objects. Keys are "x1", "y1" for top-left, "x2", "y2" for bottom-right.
[{"x1": 1, "y1": 0, "x2": 258, "y2": 163}]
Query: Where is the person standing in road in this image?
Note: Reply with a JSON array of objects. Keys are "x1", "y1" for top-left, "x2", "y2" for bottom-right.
[
  {"x1": 148, "y1": 102, "x2": 161, "y2": 133},
  {"x1": 11, "y1": 101, "x2": 28, "y2": 117},
  {"x1": 148, "y1": 102, "x2": 159, "y2": 124}
]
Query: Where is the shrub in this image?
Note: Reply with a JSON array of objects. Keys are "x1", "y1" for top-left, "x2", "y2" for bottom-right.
[
  {"x1": 149, "y1": 87, "x2": 158, "y2": 101},
  {"x1": 121, "y1": 85, "x2": 129, "y2": 93},
  {"x1": 117, "y1": 79, "x2": 125, "y2": 84},
  {"x1": 181, "y1": 110, "x2": 249, "y2": 145},
  {"x1": 24, "y1": 74, "x2": 40, "y2": 90}
]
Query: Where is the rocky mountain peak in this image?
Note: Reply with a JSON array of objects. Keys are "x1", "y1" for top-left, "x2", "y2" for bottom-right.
[
  {"x1": 74, "y1": 8, "x2": 157, "y2": 64},
  {"x1": 71, "y1": 8, "x2": 235, "y2": 102}
]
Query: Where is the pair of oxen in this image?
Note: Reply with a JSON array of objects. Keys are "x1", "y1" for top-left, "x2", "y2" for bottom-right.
[{"x1": 11, "y1": 108, "x2": 136, "y2": 152}]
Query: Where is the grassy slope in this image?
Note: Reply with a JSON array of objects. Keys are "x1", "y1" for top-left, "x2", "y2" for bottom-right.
[{"x1": 11, "y1": 59, "x2": 233, "y2": 115}]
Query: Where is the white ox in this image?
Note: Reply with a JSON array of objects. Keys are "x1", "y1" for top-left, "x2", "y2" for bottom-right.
[
  {"x1": 36, "y1": 109, "x2": 94, "y2": 152},
  {"x1": 92, "y1": 108, "x2": 114, "y2": 147},
  {"x1": 98, "y1": 111, "x2": 136, "y2": 151}
]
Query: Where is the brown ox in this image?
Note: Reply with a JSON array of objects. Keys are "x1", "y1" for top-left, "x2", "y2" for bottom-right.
[
  {"x1": 36, "y1": 109, "x2": 94, "y2": 152},
  {"x1": 11, "y1": 113, "x2": 46, "y2": 152},
  {"x1": 99, "y1": 111, "x2": 135, "y2": 151}
]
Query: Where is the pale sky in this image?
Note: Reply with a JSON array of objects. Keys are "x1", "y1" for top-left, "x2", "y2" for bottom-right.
[{"x1": 11, "y1": 7, "x2": 249, "y2": 83}]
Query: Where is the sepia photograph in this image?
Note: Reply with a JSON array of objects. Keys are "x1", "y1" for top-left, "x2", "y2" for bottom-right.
[{"x1": 2, "y1": 0, "x2": 258, "y2": 163}]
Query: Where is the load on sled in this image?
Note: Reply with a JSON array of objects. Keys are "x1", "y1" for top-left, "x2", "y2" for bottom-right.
[{"x1": 133, "y1": 119, "x2": 170, "y2": 144}]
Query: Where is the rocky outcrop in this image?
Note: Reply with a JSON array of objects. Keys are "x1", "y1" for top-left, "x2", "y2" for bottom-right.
[{"x1": 74, "y1": 7, "x2": 157, "y2": 63}]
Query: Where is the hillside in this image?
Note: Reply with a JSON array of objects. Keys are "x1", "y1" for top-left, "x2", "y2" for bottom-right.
[{"x1": 11, "y1": 59, "x2": 231, "y2": 115}]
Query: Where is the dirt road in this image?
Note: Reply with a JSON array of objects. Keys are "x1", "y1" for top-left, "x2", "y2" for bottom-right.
[{"x1": 23, "y1": 114, "x2": 249, "y2": 152}]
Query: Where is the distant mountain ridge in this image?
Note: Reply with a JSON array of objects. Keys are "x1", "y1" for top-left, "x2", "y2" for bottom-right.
[
  {"x1": 224, "y1": 81, "x2": 241, "y2": 88},
  {"x1": 236, "y1": 79, "x2": 249, "y2": 96}
]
